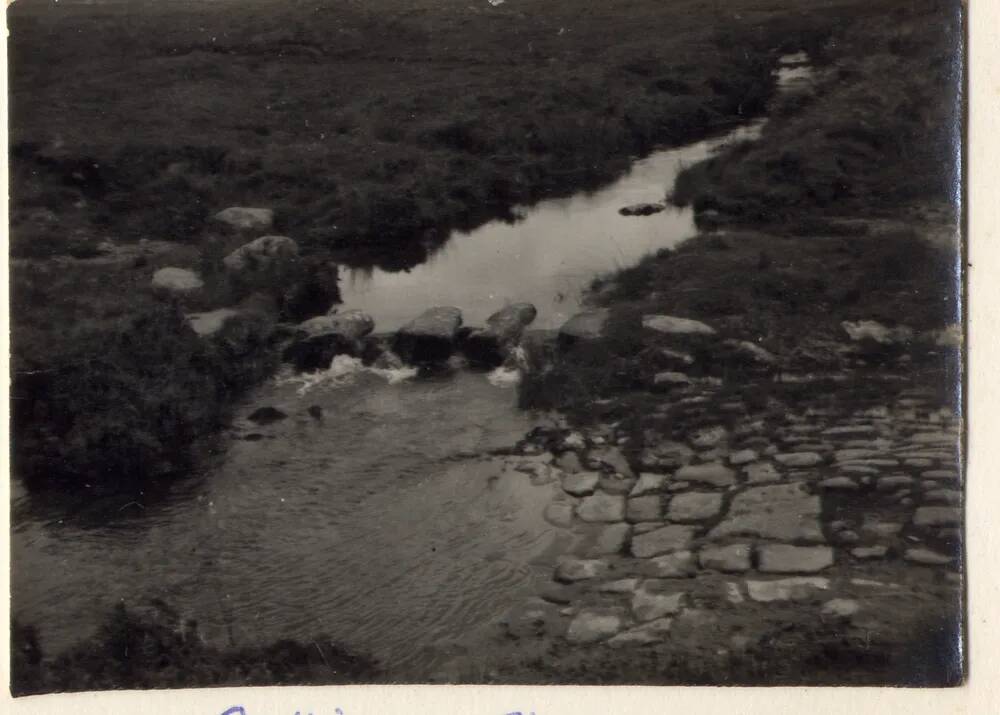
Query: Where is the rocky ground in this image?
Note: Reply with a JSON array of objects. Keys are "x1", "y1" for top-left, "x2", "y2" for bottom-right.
[{"x1": 457, "y1": 357, "x2": 963, "y2": 685}]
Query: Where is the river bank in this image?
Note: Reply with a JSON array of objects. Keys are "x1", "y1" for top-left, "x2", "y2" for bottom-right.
[{"x1": 9, "y1": 0, "x2": 857, "y2": 495}]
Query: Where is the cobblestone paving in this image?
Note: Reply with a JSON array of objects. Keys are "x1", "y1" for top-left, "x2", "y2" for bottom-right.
[{"x1": 496, "y1": 379, "x2": 963, "y2": 654}]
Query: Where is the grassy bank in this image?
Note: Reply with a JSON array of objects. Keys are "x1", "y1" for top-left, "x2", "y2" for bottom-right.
[
  {"x1": 11, "y1": 604, "x2": 378, "y2": 695},
  {"x1": 519, "y1": 0, "x2": 963, "y2": 419},
  {"x1": 9, "y1": 0, "x2": 860, "y2": 493}
]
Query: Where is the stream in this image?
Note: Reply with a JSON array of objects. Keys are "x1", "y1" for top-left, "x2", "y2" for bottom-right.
[{"x1": 11, "y1": 56, "x2": 813, "y2": 676}]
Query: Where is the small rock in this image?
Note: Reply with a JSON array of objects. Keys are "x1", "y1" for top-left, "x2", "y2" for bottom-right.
[
  {"x1": 539, "y1": 582, "x2": 575, "y2": 605},
  {"x1": 596, "y1": 578, "x2": 639, "y2": 594},
  {"x1": 555, "y1": 558, "x2": 609, "y2": 583},
  {"x1": 630, "y1": 472, "x2": 668, "y2": 497},
  {"x1": 675, "y1": 463, "x2": 735, "y2": 487},
  {"x1": 904, "y1": 548, "x2": 954, "y2": 565},
  {"x1": 729, "y1": 449, "x2": 758, "y2": 466},
  {"x1": 745, "y1": 462, "x2": 782, "y2": 484},
  {"x1": 641, "y1": 550, "x2": 696, "y2": 578},
  {"x1": 746, "y1": 577, "x2": 830, "y2": 602},
  {"x1": 631, "y1": 524, "x2": 697, "y2": 558},
  {"x1": 818, "y1": 477, "x2": 859, "y2": 491},
  {"x1": 642, "y1": 314, "x2": 716, "y2": 336},
  {"x1": 632, "y1": 583, "x2": 686, "y2": 621},
  {"x1": 544, "y1": 502, "x2": 575, "y2": 528},
  {"x1": 667, "y1": 491, "x2": 723, "y2": 522},
  {"x1": 223, "y1": 235, "x2": 298, "y2": 274},
  {"x1": 653, "y1": 371, "x2": 691, "y2": 388},
  {"x1": 851, "y1": 545, "x2": 888, "y2": 559},
  {"x1": 757, "y1": 544, "x2": 834, "y2": 574},
  {"x1": 774, "y1": 452, "x2": 823, "y2": 467},
  {"x1": 913, "y1": 506, "x2": 961, "y2": 528},
  {"x1": 565, "y1": 609, "x2": 625, "y2": 643},
  {"x1": 212, "y1": 206, "x2": 274, "y2": 231},
  {"x1": 588, "y1": 524, "x2": 632, "y2": 556},
  {"x1": 152, "y1": 267, "x2": 203, "y2": 293},
  {"x1": 576, "y1": 493, "x2": 626, "y2": 523},
  {"x1": 626, "y1": 495, "x2": 662, "y2": 523},
  {"x1": 562, "y1": 471, "x2": 600, "y2": 496},
  {"x1": 699, "y1": 544, "x2": 752, "y2": 572},
  {"x1": 822, "y1": 598, "x2": 861, "y2": 618},
  {"x1": 877, "y1": 475, "x2": 915, "y2": 491}
]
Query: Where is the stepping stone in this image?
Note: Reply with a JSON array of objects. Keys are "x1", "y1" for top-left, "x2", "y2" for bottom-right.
[
  {"x1": 757, "y1": 544, "x2": 834, "y2": 573},
  {"x1": 607, "y1": 618, "x2": 673, "y2": 648},
  {"x1": 641, "y1": 550, "x2": 696, "y2": 578},
  {"x1": 729, "y1": 449, "x2": 758, "y2": 466},
  {"x1": 555, "y1": 558, "x2": 609, "y2": 583},
  {"x1": 544, "y1": 502, "x2": 575, "y2": 527},
  {"x1": 699, "y1": 544, "x2": 752, "y2": 572},
  {"x1": 626, "y1": 495, "x2": 662, "y2": 523},
  {"x1": 745, "y1": 462, "x2": 781, "y2": 484},
  {"x1": 675, "y1": 463, "x2": 735, "y2": 487},
  {"x1": 576, "y1": 493, "x2": 625, "y2": 522},
  {"x1": 630, "y1": 472, "x2": 668, "y2": 497},
  {"x1": 565, "y1": 609, "x2": 625, "y2": 643},
  {"x1": 709, "y1": 482, "x2": 824, "y2": 542},
  {"x1": 746, "y1": 577, "x2": 830, "y2": 602},
  {"x1": 631, "y1": 524, "x2": 697, "y2": 558},
  {"x1": 632, "y1": 582, "x2": 686, "y2": 621},
  {"x1": 904, "y1": 548, "x2": 954, "y2": 565},
  {"x1": 562, "y1": 471, "x2": 600, "y2": 496},
  {"x1": 913, "y1": 506, "x2": 961, "y2": 528},
  {"x1": 667, "y1": 492, "x2": 723, "y2": 522},
  {"x1": 774, "y1": 452, "x2": 823, "y2": 467}
]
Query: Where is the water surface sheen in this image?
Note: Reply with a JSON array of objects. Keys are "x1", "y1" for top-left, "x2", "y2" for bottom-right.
[{"x1": 12, "y1": 120, "x2": 764, "y2": 674}]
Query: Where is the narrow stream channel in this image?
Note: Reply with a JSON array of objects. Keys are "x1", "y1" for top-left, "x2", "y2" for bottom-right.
[{"x1": 11, "y1": 56, "x2": 813, "y2": 676}]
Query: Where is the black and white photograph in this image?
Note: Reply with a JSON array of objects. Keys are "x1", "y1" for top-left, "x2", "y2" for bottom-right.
[{"x1": 7, "y1": 0, "x2": 966, "y2": 697}]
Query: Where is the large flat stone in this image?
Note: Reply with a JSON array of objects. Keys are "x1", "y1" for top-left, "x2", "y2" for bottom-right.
[
  {"x1": 626, "y1": 495, "x2": 662, "y2": 523},
  {"x1": 746, "y1": 578, "x2": 830, "y2": 602},
  {"x1": 587, "y1": 524, "x2": 632, "y2": 556},
  {"x1": 709, "y1": 482, "x2": 824, "y2": 542},
  {"x1": 576, "y1": 493, "x2": 626, "y2": 523},
  {"x1": 913, "y1": 506, "x2": 962, "y2": 528},
  {"x1": 562, "y1": 471, "x2": 600, "y2": 496},
  {"x1": 630, "y1": 524, "x2": 697, "y2": 558},
  {"x1": 757, "y1": 544, "x2": 834, "y2": 574},
  {"x1": 667, "y1": 492, "x2": 723, "y2": 522},
  {"x1": 699, "y1": 544, "x2": 752, "y2": 572},
  {"x1": 675, "y1": 463, "x2": 735, "y2": 487},
  {"x1": 630, "y1": 472, "x2": 668, "y2": 497}
]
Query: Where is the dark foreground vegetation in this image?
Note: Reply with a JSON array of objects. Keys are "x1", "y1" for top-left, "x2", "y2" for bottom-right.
[
  {"x1": 9, "y1": 0, "x2": 857, "y2": 494},
  {"x1": 11, "y1": 603, "x2": 378, "y2": 696}
]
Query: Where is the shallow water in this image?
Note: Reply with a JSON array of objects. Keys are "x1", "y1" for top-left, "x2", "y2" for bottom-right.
[{"x1": 12, "y1": 73, "x2": 803, "y2": 673}]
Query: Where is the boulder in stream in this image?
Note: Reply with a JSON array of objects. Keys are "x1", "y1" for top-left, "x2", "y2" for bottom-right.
[
  {"x1": 394, "y1": 307, "x2": 463, "y2": 364},
  {"x1": 223, "y1": 235, "x2": 299, "y2": 275},
  {"x1": 283, "y1": 309, "x2": 375, "y2": 370},
  {"x1": 462, "y1": 302, "x2": 538, "y2": 366}
]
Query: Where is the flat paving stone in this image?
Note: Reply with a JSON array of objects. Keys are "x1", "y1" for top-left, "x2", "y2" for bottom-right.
[
  {"x1": 562, "y1": 471, "x2": 600, "y2": 496},
  {"x1": 626, "y1": 495, "x2": 663, "y2": 523},
  {"x1": 746, "y1": 577, "x2": 830, "y2": 602},
  {"x1": 631, "y1": 524, "x2": 698, "y2": 558},
  {"x1": 544, "y1": 502, "x2": 575, "y2": 527},
  {"x1": 565, "y1": 609, "x2": 625, "y2": 643},
  {"x1": 641, "y1": 550, "x2": 696, "y2": 578},
  {"x1": 904, "y1": 547, "x2": 954, "y2": 565},
  {"x1": 632, "y1": 582, "x2": 686, "y2": 622},
  {"x1": 913, "y1": 506, "x2": 961, "y2": 528},
  {"x1": 595, "y1": 578, "x2": 639, "y2": 594},
  {"x1": 667, "y1": 491, "x2": 723, "y2": 522},
  {"x1": 576, "y1": 493, "x2": 626, "y2": 522},
  {"x1": 699, "y1": 544, "x2": 752, "y2": 572},
  {"x1": 757, "y1": 544, "x2": 834, "y2": 574},
  {"x1": 675, "y1": 462, "x2": 735, "y2": 487},
  {"x1": 774, "y1": 452, "x2": 823, "y2": 467},
  {"x1": 586, "y1": 524, "x2": 632, "y2": 556},
  {"x1": 745, "y1": 462, "x2": 782, "y2": 484},
  {"x1": 630, "y1": 472, "x2": 668, "y2": 497},
  {"x1": 709, "y1": 482, "x2": 824, "y2": 542},
  {"x1": 555, "y1": 558, "x2": 609, "y2": 583},
  {"x1": 729, "y1": 449, "x2": 758, "y2": 465},
  {"x1": 607, "y1": 618, "x2": 673, "y2": 648},
  {"x1": 851, "y1": 545, "x2": 889, "y2": 559}
]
